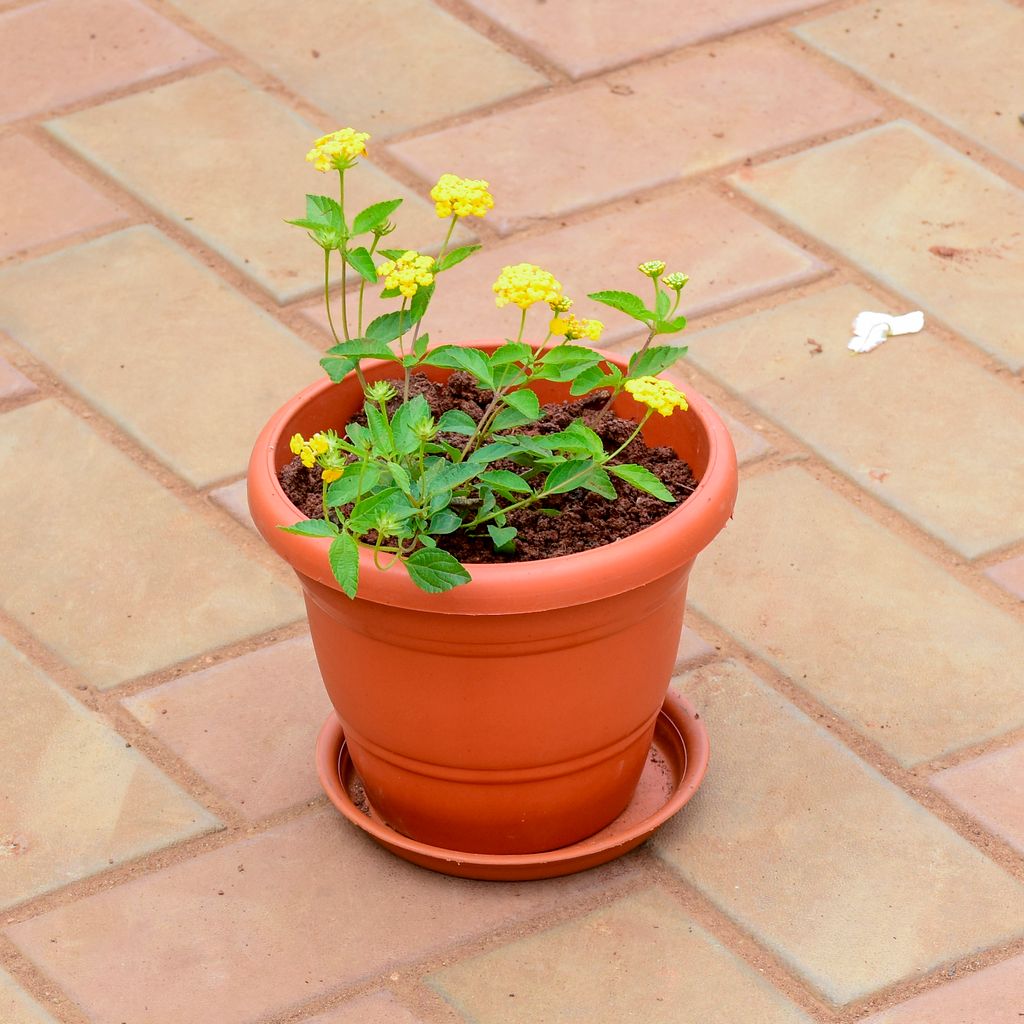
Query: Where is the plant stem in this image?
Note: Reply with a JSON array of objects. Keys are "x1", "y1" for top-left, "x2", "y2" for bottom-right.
[
  {"x1": 324, "y1": 248, "x2": 341, "y2": 345},
  {"x1": 357, "y1": 235, "x2": 380, "y2": 336},
  {"x1": 437, "y1": 214, "x2": 458, "y2": 262},
  {"x1": 515, "y1": 307, "x2": 527, "y2": 344},
  {"x1": 338, "y1": 169, "x2": 350, "y2": 340}
]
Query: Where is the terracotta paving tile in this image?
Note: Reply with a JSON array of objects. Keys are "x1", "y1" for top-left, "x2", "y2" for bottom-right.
[
  {"x1": 391, "y1": 37, "x2": 880, "y2": 232},
  {"x1": 0, "y1": 638, "x2": 218, "y2": 910},
  {"x1": 48, "y1": 69, "x2": 464, "y2": 303},
  {"x1": 707, "y1": 403, "x2": 772, "y2": 466},
  {"x1": 167, "y1": 0, "x2": 546, "y2": 137},
  {"x1": 6, "y1": 810, "x2": 632, "y2": 1024},
  {"x1": 304, "y1": 188, "x2": 823, "y2": 348},
  {"x1": 732, "y1": 121, "x2": 1024, "y2": 371},
  {"x1": 0, "y1": 0, "x2": 213, "y2": 123},
  {"x1": 429, "y1": 887, "x2": 813, "y2": 1023},
  {"x1": 0, "y1": 967, "x2": 57, "y2": 1024},
  {"x1": 860, "y1": 953, "x2": 1024, "y2": 1023},
  {"x1": 0, "y1": 353, "x2": 36, "y2": 401},
  {"x1": 0, "y1": 400, "x2": 302, "y2": 689},
  {"x1": 0, "y1": 134, "x2": 124, "y2": 258},
  {"x1": 468, "y1": 0, "x2": 832, "y2": 78},
  {"x1": 931, "y1": 742, "x2": 1024, "y2": 856},
  {"x1": 797, "y1": 0, "x2": 1024, "y2": 172},
  {"x1": 687, "y1": 467, "x2": 1024, "y2": 766},
  {"x1": 123, "y1": 637, "x2": 331, "y2": 820},
  {"x1": 657, "y1": 661, "x2": 1024, "y2": 1005},
  {"x1": 687, "y1": 283, "x2": 1024, "y2": 558},
  {"x1": 0, "y1": 227, "x2": 321, "y2": 487},
  {"x1": 209, "y1": 479, "x2": 254, "y2": 530},
  {"x1": 986, "y1": 554, "x2": 1024, "y2": 600},
  {"x1": 305, "y1": 992, "x2": 437, "y2": 1024}
]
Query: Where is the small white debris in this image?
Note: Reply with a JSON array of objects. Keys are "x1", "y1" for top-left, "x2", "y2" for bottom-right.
[{"x1": 848, "y1": 309, "x2": 925, "y2": 353}]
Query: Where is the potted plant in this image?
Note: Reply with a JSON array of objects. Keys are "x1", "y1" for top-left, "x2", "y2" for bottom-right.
[{"x1": 247, "y1": 129, "x2": 737, "y2": 873}]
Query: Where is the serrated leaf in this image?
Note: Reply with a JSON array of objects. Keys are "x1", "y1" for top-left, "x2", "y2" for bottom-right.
[
  {"x1": 486, "y1": 525, "x2": 517, "y2": 552},
  {"x1": 410, "y1": 282, "x2": 434, "y2": 323},
  {"x1": 278, "y1": 518, "x2": 336, "y2": 537},
  {"x1": 436, "y1": 409, "x2": 477, "y2": 436},
  {"x1": 326, "y1": 465, "x2": 380, "y2": 507},
  {"x1": 436, "y1": 244, "x2": 481, "y2": 272},
  {"x1": 655, "y1": 290, "x2": 670, "y2": 318},
  {"x1": 427, "y1": 509, "x2": 463, "y2": 535},
  {"x1": 569, "y1": 364, "x2": 614, "y2": 396},
  {"x1": 345, "y1": 246, "x2": 378, "y2": 283},
  {"x1": 386, "y1": 461, "x2": 412, "y2": 493},
  {"x1": 413, "y1": 331, "x2": 430, "y2": 360},
  {"x1": 491, "y1": 407, "x2": 536, "y2": 431},
  {"x1": 320, "y1": 351, "x2": 356, "y2": 383},
  {"x1": 543, "y1": 459, "x2": 595, "y2": 495},
  {"x1": 364, "y1": 403, "x2": 393, "y2": 456},
  {"x1": 654, "y1": 315, "x2": 688, "y2": 335},
  {"x1": 352, "y1": 198, "x2": 403, "y2": 235},
  {"x1": 534, "y1": 420, "x2": 605, "y2": 458},
  {"x1": 345, "y1": 421, "x2": 371, "y2": 450},
  {"x1": 490, "y1": 341, "x2": 532, "y2": 366},
  {"x1": 580, "y1": 465, "x2": 617, "y2": 500},
  {"x1": 325, "y1": 338, "x2": 397, "y2": 361},
  {"x1": 472, "y1": 439, "x2": 522, "y2": 463},
  {"x1": 435, "y1": 460, "x2": 484, "y2": 490},
  {"x1": 306, "y1": 194, "x2": 343, "y2": 228},
  {"x1": 366, "y1": 310, "x2": 415, "y2": 344},
  {"x1": 627, "y1": 345, "x2": 687, "y2": 378},
  {"x1": 478, "y1": 470, "x2": 532, "y2": 495},
  {"x1": 587, "y1": 289, "x2": 651, "y2": 321},
  {"x1": 607, "y1": 463, "x2": 676, "y2": 502},
  {"x1": 533, "y1": 344, "x2": 602, "y2": 382},
  {"x1": 285, "y1": 217, "x2": 329, "y2": 231},
  {"x1": 420, "y1": 345, "x2": 494, "y2": 389},
  {"x1": 502, "y1": 389, "x2": 540, "y2": 419},
  {"x1": 328, "y1": 532, "x2": 360, "y2": 599},
  {"x1": 348, "y1": 487, "x2": 402, "y2": 534},
  {"x1": 405, "y1": 547, "x2": 472, "y2": 593}
]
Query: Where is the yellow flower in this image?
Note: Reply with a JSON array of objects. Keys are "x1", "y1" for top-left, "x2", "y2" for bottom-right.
[
  {"x1": 549, "y1": 313, "x2": 603, "y2": 342},
  {"x1": 377, "y1": 250, "x2": 435, "y2": 299},
  {"x1": 306, "y1": 128, "x2": 370, "y2": 172},
  {"x1": 322, "y1": 467, "x2": 344, "y2": 483},
  {"x1": 662, "y1": 272, "x2": 689, "y2": 291},
  {"x1": 310, "y1": 433, "x2": 330, "y2": 455},
  {"x1": 299, "y1": 448, "x2": 316, "y2": 469},
  {"x1": 549, "y1": 295, "x2": 573, "y2": 314},
  {"x1": 429, "y1": 174, "x2": 494, "y2": 219},
  {"x1": 638, "y1": 260, "x2": 666, "y2": 278},
  {"x1": 493, "y1": 263, "x2": 562, "y2": 310},
  {"x1": 289, "y1": 433, "x2": 305, "y2": 456},
  {"x1": 624, "y1": 375, "x2": 689, "y2": 417}
]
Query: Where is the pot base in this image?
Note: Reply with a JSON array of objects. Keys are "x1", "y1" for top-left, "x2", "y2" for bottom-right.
[{"x1": 315, "y1": 692, "x2": 709, "y2": 881}]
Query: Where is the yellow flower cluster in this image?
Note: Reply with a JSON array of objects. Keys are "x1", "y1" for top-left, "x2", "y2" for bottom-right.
[
  {"x1": 290, "y1": 432, "x2": 330, "y2": 469},
  {"x1": 549, "y1": 313, "x2": 604, "y2": 342},
  {"x1": 430, "y1": 174, "x2": 494, "y2": 219},
  {"x1": 638, "y1": 260, "x2": 666, "y2": 278},
  {"x1": 306, "y1": 128, "x2": 370, "y2": 172},
  {"x1": 624, "y1": 376, "x2": 689, "y2": 417},
  {"x1": 378, "y1": 251, "x2": 436, "y2": 298},
  {"x1": 662, "y1": 272, "x2": 689, "y2": 291},
  {"x1": 548, "y1": 295, "x2": 573, "y2": 313},
  {"x1": 493, "y1": 263, "x2": 562, "y2": 310}
]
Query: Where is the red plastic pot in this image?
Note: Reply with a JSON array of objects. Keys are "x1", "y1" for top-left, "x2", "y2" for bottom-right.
[{"x1": 248, "y1": 341, "x2": 737, "y2": 855}]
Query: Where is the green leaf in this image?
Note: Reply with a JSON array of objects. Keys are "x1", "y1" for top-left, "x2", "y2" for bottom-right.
[
  {"x1": 427, "y1": 509, "x2": 463, "y2": 535},
  {"x1": 478, "y1": 470, "x2": 532, "y2": 495},
  {"x1": 328, "y1": 532, "x2": 360, "y2": 599},
  {"x1": 345, "y1": 247, "x2": 378, "y2": 283},
  {"x1": 543, "y1": 459, "x2": 595, "y2": 495},
  {"x1": 306, "y1": 194, "x2": 343, "y2": 229},
  {"x1": 320, "y1": 351, "x2": 356, "y2": 383},
  {"x1": 533, "y1": 345, "x2": 602, "y2": 382},
  {"x1": 409, "y1": 282, "x2": 434, "y2": 324},
  {"x1": 436, "y1": 409, "x2": 477, "y2": 436},
  {"x1": 490, "y1": 341, "x2": 532, "y2": 366},
  {"x1": 285, "y1": 217, "x2": 329, "y2": 231},
  {"x1": 324, "y1": 338, "x2": 397, "y2": 361},
  {"x1": 405, "y1": 548, "x2": 472, "y2": 593},
  {"x1": 278, "y1": 518, "x2": 336, "y2": 537},
  {"x1": 326, "y1": 465, "x2": 380, "y2": 507},
  {"x1": 490, "y1": 407, "x2": 531, "y2": 431},
  {"x1": 580, "y1": 465, "x2": 617, "y2": 500},
  {"x1": 413, "y1": 331, "x2": 430, "y2": 360},
  {"x1": 436, "y1": 244, "x2": 481, "y2": 272},
  {"x1": 486, "y1": 525, "x2": 517, "y2": 552},
  {"x1": 655, "y1": 290, "x2": 670, "y2": 318},
  {"x1": 345, "y1": 421, "x2": 371, "y2": 450},
  {"x1": 627, "y1": 345, "x2": 687, "y2": 378},
  {"x1": 366, "y1": 310, "x2": 416, "y2": 345},
  {"x1": 472, "y1": 439, "x2": 522, "y2": 463},
  {"x1": 365, "y1": 403, "x2": 393, "y2": 456},
  {"x1": 654, "y1": 315, "x2": 688, "y2": 336},
  {"x1": 491, "y1": 364, "x2": 528, "y2": 390},
  {"x1": 587, "y1": 289, "x2": 651, "y2": 321},
  {"x1": 535, "y1": 420, "x2": 605, "y2": 458},
  {"x1": 378, "y1": 248, "x2": 405, "y2": 260},
  {"x1": 421, "y1": 345, "x2": 494, "y2": 389},
  {"x1": 435, "y1": 460, "x2": 484, "y2": 490},
  {"x1": 348, "y1": 487, "x2": 402, "y2": 534},
  {"x1": 386, "y1": 461, "x2": 412, "y2": 493},
  {"x1": 608, "y1": 463, "x2": 676, "y2": 502},
  {"x1": 352, "y1": 198, "x2": 403, "y2": 235},
  {"x1": 390, "y1": 394, "x2": 432, "y2": 455},
  {"x1": 502, "y1": 389, "x2": 540, "y2": 419},
  {"x1": 568, "y1": 364, "x2": 614, "y2": 396}
]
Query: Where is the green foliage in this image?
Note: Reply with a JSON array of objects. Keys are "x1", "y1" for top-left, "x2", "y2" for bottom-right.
[{"x1": 352, "y1": 198, "x2": 403, "y2": 235}]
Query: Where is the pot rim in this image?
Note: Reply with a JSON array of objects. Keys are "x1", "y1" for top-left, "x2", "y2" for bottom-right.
[{"x1": 247, "y1": 340, "x2": 738, "y2": 614}]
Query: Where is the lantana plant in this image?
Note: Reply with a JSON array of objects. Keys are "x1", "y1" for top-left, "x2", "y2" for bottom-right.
[{"x1": 282, "y1": 128, "x2": 692, "y2": 596}]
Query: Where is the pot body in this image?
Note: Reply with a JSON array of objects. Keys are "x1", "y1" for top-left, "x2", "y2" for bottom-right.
[{"x1": 248, "y1": 341, "x2": 737, "y2": 854}]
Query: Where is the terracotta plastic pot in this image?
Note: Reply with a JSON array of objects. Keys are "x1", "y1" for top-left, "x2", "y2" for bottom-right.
[{"x1": 248, "y1": 341, "x2": 737, "y2": 855}]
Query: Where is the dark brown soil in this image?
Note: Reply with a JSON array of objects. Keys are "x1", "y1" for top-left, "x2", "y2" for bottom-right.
[{"x1": 279, "y1": 372, "x2": 697, "y2": 563}]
